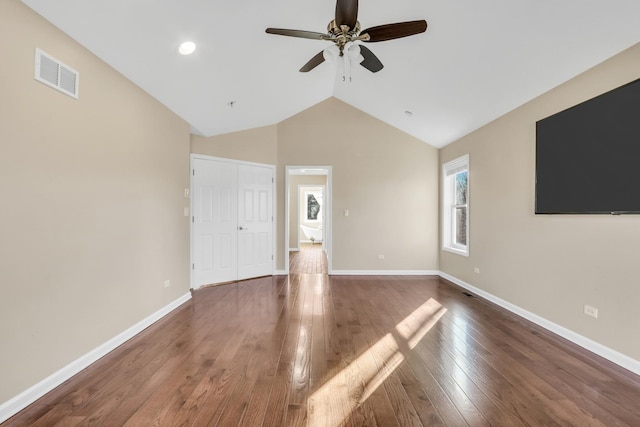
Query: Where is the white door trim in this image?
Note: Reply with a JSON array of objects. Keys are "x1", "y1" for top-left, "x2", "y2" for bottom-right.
[
  {"x1": 284, "y1": 166, "x2": 332, "y2": 275},
  {"x1": 190, "y1": 154, "x2": 276, "y2": 289}
]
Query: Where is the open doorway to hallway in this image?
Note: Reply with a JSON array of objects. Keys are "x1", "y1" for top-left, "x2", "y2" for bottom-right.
[
  {"x1": 285, "y1": 166, "x2": 332, "y2": 275},
  {"x1": 289, "y1": 242, "x2": 328, "y2": 274}
]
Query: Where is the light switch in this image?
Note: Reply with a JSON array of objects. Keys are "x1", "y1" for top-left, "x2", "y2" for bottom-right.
[{"x1": 344, "y1": 209, "x2": 349, "y2": 217}]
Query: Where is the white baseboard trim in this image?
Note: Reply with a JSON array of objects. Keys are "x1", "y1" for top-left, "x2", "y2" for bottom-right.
[
  {"x1": 275, "y1": 270, "x2": 288, "y2": 276},
  {"x1": 0, "y1": 292, "x2": 192, "y2": 424},
  {"x1": 289, "y1": 248, "x2": 300, "y2": 252},
  {"x1": 330, "y1": 270, "x2": 440, "y2": 276},
  {"x1": 439, "y1": 272, "x2": 640, "y2": 376}
]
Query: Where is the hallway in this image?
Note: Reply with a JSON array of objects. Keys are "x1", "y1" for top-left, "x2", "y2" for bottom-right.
[{"x1": 289, "y1": 243, "x2": 328, "y2": 274}]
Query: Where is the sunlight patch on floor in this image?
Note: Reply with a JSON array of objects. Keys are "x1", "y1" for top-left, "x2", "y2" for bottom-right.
[{"x1": 308, "y1": 298, "x2": 447, "y2": 426}]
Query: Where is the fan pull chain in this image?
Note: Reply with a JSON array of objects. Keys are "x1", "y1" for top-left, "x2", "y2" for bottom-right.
[
  {"x1": 345, "y1": 43, "x2": 362, "y2": 83},
  {"x1": 342, "y1": 56, "x2": 353, "y2": 83},
  {"x1": 342, "y1": 56, "x2": 347, "y2": 82}
]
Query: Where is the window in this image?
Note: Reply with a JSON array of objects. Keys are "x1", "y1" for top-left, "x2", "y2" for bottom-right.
[{"x1": 443, "y1": 155, "x2": 469, "y2": 256}]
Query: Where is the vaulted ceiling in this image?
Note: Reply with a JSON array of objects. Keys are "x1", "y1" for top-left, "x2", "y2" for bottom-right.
[{"x1": 21, "y1": 0, "x2": 640, "y2": 148}]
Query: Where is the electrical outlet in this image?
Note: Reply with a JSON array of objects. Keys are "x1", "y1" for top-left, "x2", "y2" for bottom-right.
[
  {"x1": 474, "y1": 267, "x2": 480, "y2": 274},
  {"x1": 584, "y1": 305, "x2": 598, "y2": 318},
  {"x1": 378, "y1": 255, "x2": 385, "y2": 260},
  {"x1": 184, "y1": 207, "x2": 189, "y2": 216},
  {"x1": 164, "y1": 280, "x2": 171, "y2": 288},
  {"x1": 184, "y1": 188, "x2": 190, "y2": 198}
]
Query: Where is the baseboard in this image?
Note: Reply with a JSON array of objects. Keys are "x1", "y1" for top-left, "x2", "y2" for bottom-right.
[
  {"x1": 275, "y1": 270, "x2": 288, "y2": 276},
  {"x1": 439, "y1": 272, "x2": 640, "y2": 376},
  {"x1": 289, "y1": 248, "x2": 300, "y2": 252},
  {"x1": 0, "y1": 292, "x2": 192, "y2": 424},
  {"x1": 330, "y1": 270, "x2": 440, "y2": 276}
]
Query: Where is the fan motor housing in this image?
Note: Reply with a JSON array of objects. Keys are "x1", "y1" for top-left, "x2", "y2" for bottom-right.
[{"x1": 327, "y1": 19, "x2": 361, "y2": 37}]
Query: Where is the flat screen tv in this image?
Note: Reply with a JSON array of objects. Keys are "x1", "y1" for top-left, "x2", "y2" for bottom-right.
[{"x1": 535, "y1": 77, "x2": 640, "y2": 214}]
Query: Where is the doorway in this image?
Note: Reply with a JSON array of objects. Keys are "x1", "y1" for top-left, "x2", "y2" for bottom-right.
[
  {"x1": 285, "y1": 166, "x2": 332, "y2": 275},
  {"x1": 289, "y1": 241, "x2": 328, "y2": 274},
  {"x1": 191, "y1": 155, "x2": 275, "y2": 289}
]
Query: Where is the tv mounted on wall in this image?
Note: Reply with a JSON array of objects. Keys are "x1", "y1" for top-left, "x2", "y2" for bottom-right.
[{"x1": 535, "y1": 77, "x2": 640, "y2": 214}]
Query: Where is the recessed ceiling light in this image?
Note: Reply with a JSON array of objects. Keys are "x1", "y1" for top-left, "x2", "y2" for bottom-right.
[{"x1": 178, "y1": 41, "x2": 196, "y2": 55}]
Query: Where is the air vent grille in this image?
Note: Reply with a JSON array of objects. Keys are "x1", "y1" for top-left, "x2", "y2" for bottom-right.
[
  {"x1": 34, "y1": 48, "x2": 79, "y2": 99},
  {"x1": 59, "y1": 66, "x2": 77, "y2": 94},
  {"x1": 38, "y1": 53, "x2": 58, "y2": 85}
]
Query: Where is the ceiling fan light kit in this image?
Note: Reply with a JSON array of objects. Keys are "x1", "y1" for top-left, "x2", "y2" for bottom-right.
[
  {"x1": 322, "y1": 44, "x2": 340, "y2": 62},
  {"x1": 266, "y1": 0, "x2": 427, "y2": 75}
]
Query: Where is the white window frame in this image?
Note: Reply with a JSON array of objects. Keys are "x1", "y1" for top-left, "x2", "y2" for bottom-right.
[{"x1": 442, "y1": 154, "x2": 469, "y2": 256}]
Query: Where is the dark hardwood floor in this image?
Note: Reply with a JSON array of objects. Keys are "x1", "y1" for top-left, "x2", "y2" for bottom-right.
[{"x1": 4, "y1": 246, "x2": 640, "y2": 426}]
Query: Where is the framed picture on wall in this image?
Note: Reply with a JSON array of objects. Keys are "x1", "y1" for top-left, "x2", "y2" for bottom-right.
[{"x1": 304, "y1": 191, "x2": 322, "y2": 222}]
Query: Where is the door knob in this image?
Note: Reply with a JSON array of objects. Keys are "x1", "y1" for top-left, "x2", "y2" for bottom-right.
[{"x1": 239, "y1": 226, "x2": 248, "y2": 230}]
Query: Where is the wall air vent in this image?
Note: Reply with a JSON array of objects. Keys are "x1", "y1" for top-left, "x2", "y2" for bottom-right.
[{"x1": 34, "y1": 48, "x2": 79, "y2": 99}]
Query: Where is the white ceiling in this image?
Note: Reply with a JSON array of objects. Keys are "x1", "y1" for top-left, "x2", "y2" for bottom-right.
[{"x1": 21, "y1": 0, "x2": 640, "y2": 148}]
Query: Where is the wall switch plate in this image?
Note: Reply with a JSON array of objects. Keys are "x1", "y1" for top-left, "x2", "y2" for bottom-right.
[
  {"x1": 184, "y1": 189, "x2": 190, "y2": 198},
  {"x1": 184, "y1": 207, "x2": 189, "y2": 216},
  {"x1": 164, "y1": 280, "x2": 171, "y2": 288},
  {"x1": 584, "y1": 305, "x2": 598, "y2": 318},
  {"x1": 344, "y1": 209, "x2": 349, "y2": 217},
  {"x1": 378, "y1": 255, "x2": 385, "y2": 260},
  {"x1": 474, "y1": 267, "x2": 480, "y2": 274}
]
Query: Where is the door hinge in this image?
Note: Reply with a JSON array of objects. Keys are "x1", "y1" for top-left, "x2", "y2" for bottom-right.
[
  {"x1": 192, "y1": 216, "x2": 194, "y2": 223},
  {"x1": 272, "y1": 177, "x2": 274, "y2": 183},
  {"x1": 192, "y1": 169, "x2": 195, "y2": 176},
  {"x1": 192, "y1": 263, "x2": 195, "y2": 270},
  {"x1": 272, "y1": 255, "x2": 274, "y2": 260}
]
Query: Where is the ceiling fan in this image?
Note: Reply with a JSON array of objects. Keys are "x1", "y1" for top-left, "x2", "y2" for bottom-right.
[{"x1": 266, "y1": 0, "x2": 427, "y2": 73}]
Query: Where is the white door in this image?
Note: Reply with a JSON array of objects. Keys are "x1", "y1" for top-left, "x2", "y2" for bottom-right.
[
  {"x1": 237, "y1": 164, "x2": 273, "y2": 280},
  {"x1": 193, "y1": 158, "x2": 238, "y2": 287},
  {"x1": 192, "y1": 158, "x2": 273, "y2": 288}
]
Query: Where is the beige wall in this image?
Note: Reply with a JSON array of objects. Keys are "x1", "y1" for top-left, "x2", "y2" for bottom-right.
[
  {"x1": 0, "y1": 0, "x2": 191, "y2": 403},
  {"x1": 190, "y1": 98, "x2": 439, "y2": 272},
  {"x1": 289, "y1": 176, "x2": 327, "y2": 249},
  {"x1": 191, "y1": 125, "x2": 278, "y2": 165},
  {"x1": 278, "y1": 98, "x2": 439, "y2": 271},
  {"x1": 440, "y1": 43, "x2": 640, "y2": 361}
]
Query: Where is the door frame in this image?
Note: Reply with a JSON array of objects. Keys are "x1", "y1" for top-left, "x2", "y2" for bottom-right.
[
  {"x1": 190, "y1": 154, "x2": 276, "y2": 289},
  {"x1": 285, "y1": 166, "x2": 333, "y2": 275}
]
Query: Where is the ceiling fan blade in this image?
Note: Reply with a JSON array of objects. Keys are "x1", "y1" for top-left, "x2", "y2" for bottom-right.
[
  {"x1": 335, "y1": 0, "x2": 358, "y2": 29},
  {"x1": 266, "y1": 28, "x2": 329, "y2": 41},
  {"x1": 362, "y1": 20, "x2": 427, "y2": 42},
  {"x1": 300, "y1": 51, "x2": 326, "y2": 72},
  {"x1": 359, "y1": 45, "x2": 383, "y2": 73}
]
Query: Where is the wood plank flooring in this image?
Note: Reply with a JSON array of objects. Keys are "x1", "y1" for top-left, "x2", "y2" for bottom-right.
[
  {"x1": 4, "y1": 246, "x2": 640, "y2": 426},
  {"x1": 289, "y1": 243, "x2": 327, "y2": 274}
]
